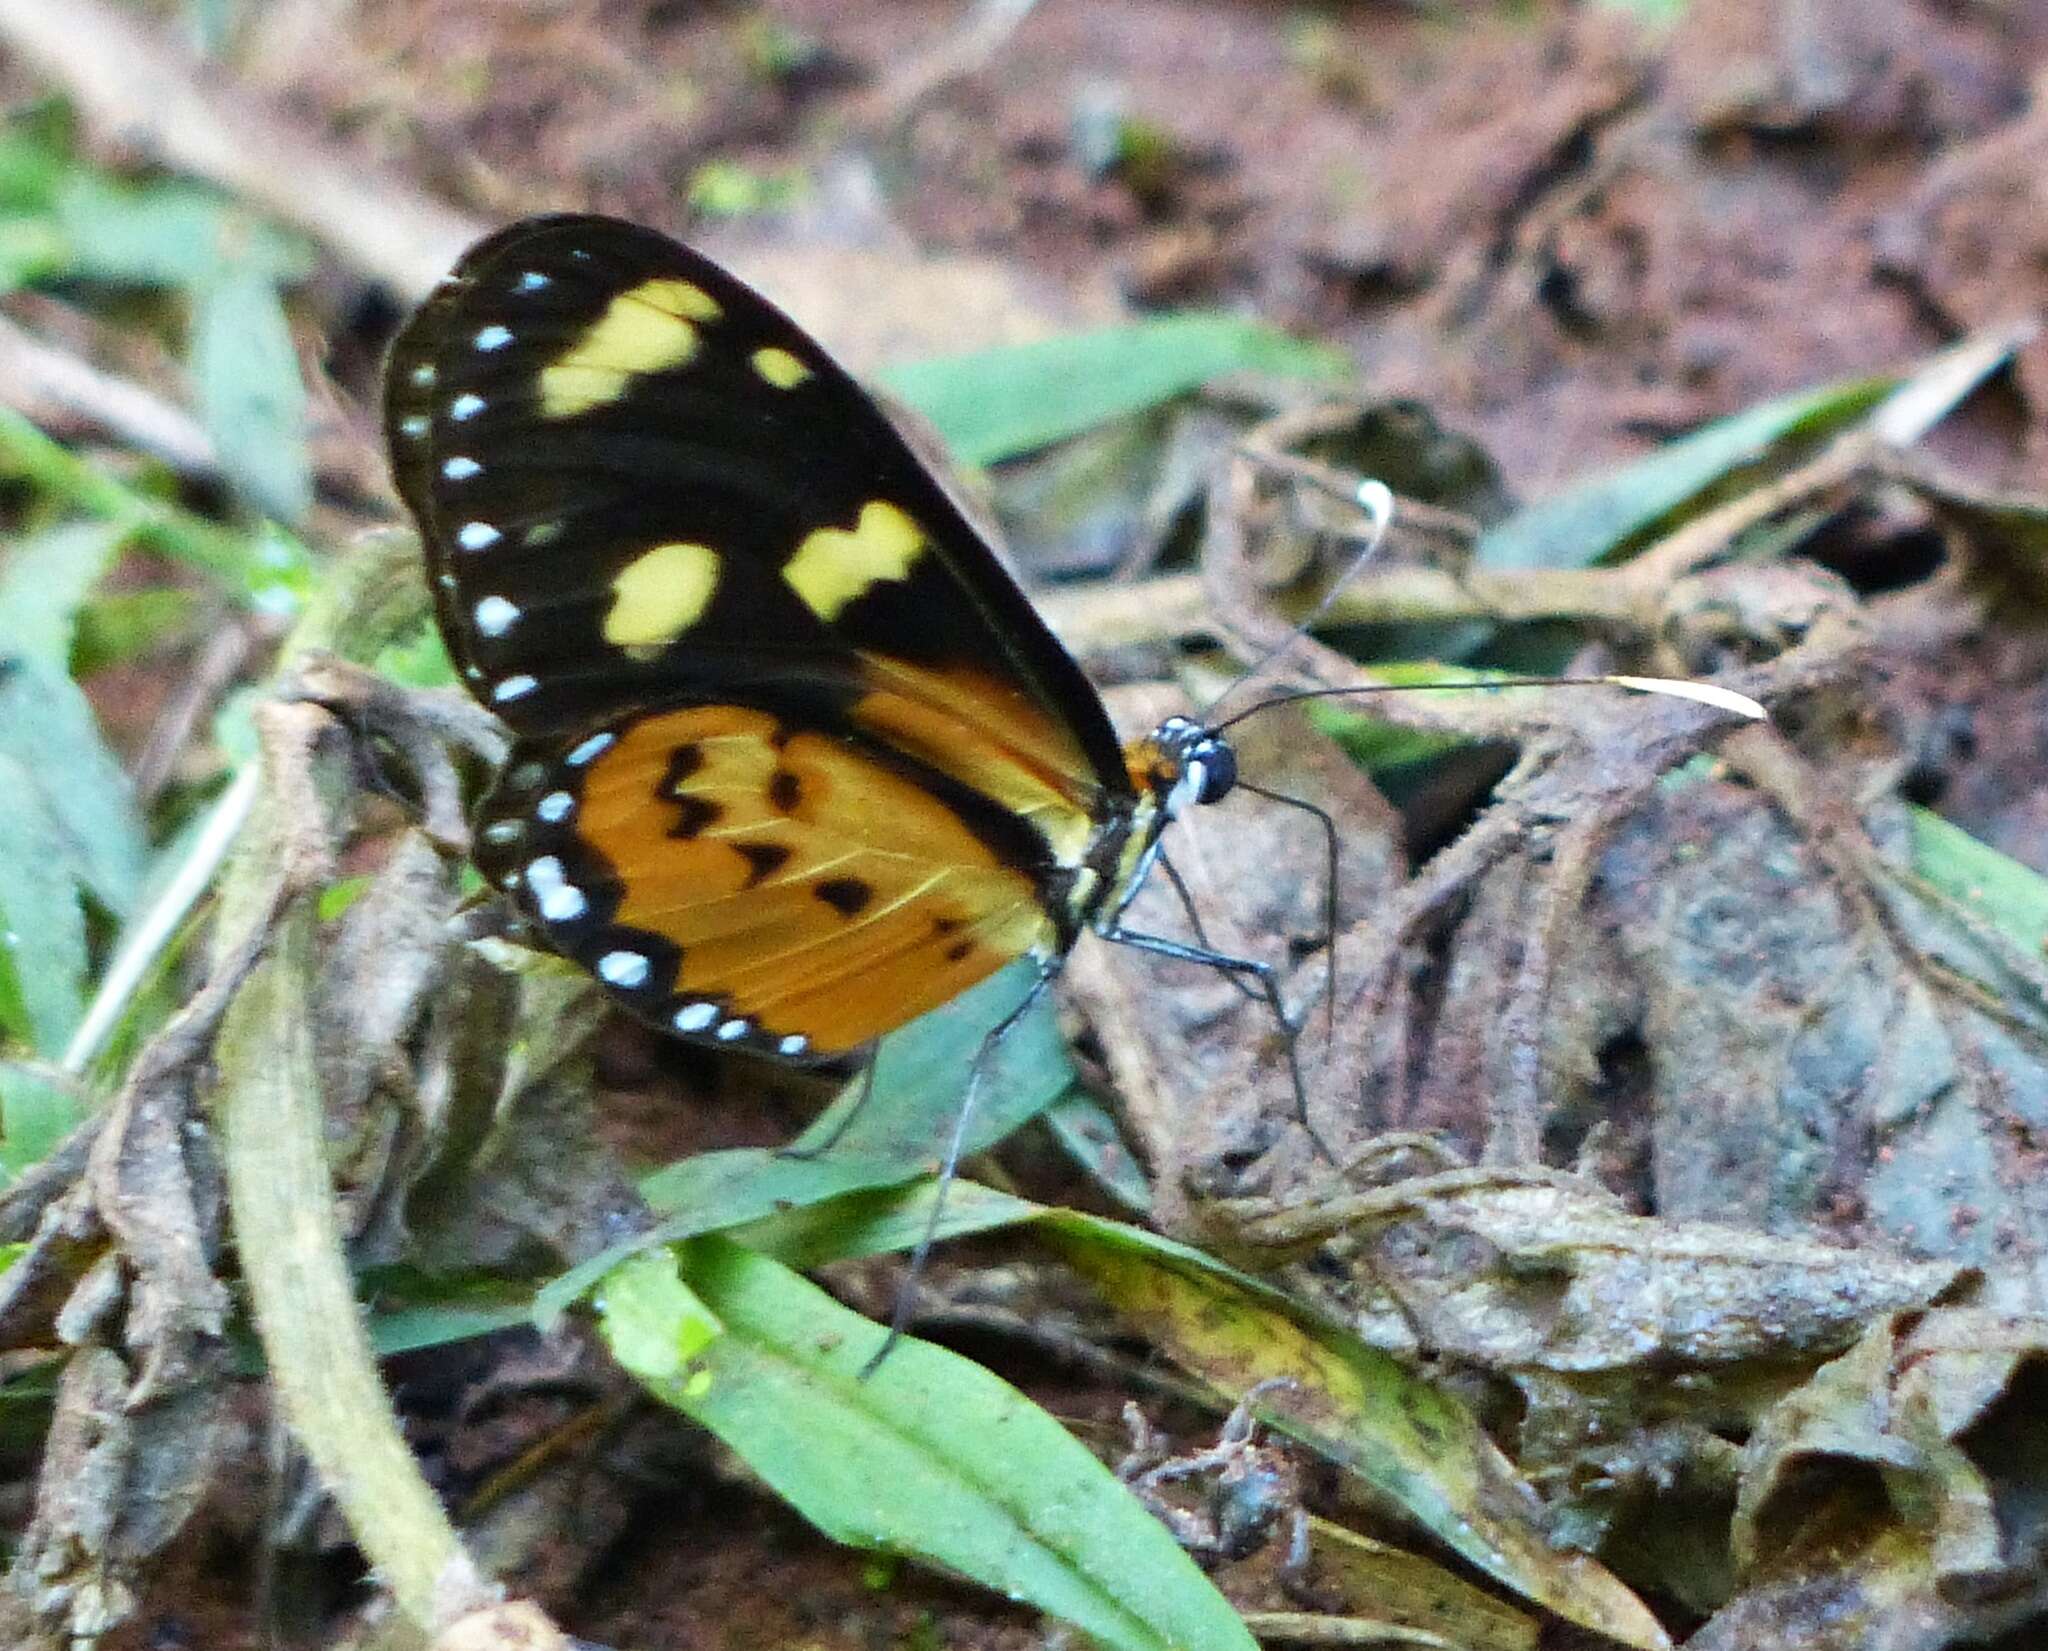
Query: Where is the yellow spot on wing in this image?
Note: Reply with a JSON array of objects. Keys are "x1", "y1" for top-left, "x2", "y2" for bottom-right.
[
  {"x1": 540, "y1": 279, "x2": 722, "y2": 418},
  {"x1": 783, "y1": 501, "x2": 926, "y2": 620},
  {"x1": 751, "y1": 347, "x2": 811, "y2": 388},
  {"x1": 604, "y1": 542, "x2": 721, "y2": 647}
]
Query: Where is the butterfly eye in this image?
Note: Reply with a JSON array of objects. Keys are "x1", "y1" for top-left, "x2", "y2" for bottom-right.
[{"x1": 1191, "y1": 738, "x2": 1237, "y2": 805}]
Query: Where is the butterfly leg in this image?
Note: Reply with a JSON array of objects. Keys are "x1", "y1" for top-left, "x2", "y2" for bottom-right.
[
  {"x1": 1155, "y1": 851, "x2": 1260, "y2": 1006},
  {"x1": 777, "y1": 1046, "x2": 881, "y2": 1161},
  {"x1": 1096, "y1": 925, "x2": 1337, "y2": 1163},
  {"x1": 863, "y1": 960, "x2": 1062, "y2": 1378}
]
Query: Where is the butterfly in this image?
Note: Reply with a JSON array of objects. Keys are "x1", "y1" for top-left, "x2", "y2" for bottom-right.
[{"x1": 384, "y1": 214, "x2": 1297, "y2": 1102}]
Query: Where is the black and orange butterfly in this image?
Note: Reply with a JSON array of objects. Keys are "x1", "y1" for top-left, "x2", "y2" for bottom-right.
[{"x1": 385, "y1": 215, "x2": 1302, "y2": 1121}]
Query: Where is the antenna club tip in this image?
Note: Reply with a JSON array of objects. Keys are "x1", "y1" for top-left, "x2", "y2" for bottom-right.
[
  {"x1": 1354, "y1": 478, "x2": 1395, "y2": 528},
  {"x1": 1605, "y1": 675, "x2": 1769, "y2": 721}
]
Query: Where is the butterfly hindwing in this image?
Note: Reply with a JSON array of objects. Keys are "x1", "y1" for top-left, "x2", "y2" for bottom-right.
[
  {"x1": 478, "y1": 703, "x2": 1060, "y2": 1057},
  {"x1": 387, "y1": 215, "x2": 1152, "y2": 1056}
]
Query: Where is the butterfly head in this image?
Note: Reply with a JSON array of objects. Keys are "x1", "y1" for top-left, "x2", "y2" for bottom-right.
[{"x1": 1134, "y1": 715, "x2": 1238, "y2": 818}]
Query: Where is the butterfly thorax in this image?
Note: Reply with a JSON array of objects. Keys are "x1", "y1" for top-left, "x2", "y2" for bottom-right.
[
  {"x1": 1092, "y1": 715, "x2": 1237, "y2": 934},
  {"x1": 1125, "y1": 715, "x2": 1238, "y2": 816}
]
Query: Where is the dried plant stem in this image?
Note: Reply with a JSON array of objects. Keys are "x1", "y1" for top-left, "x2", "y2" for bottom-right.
[
  {"x1": 1036, "y1": 563, "x2": 1644, "y2": 659},
  {"x1": 215, "y1": 886, "x2": 498, "y2": 1632},
  {"x1": 200, "y1": 533, "x2": 537, "y2": 1638}
]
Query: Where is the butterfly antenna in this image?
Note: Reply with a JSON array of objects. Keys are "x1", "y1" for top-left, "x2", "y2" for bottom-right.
[
  {"x1": 1211, "y1": 675, "x2": 1768, "y2": 736},
  {"x1": 1235, "y1": 780, "x2": 1340, "y2": 1050},
  {"x1": 1199, "y1": 477, "x2": 1396, "y2": 728},
  {"x1": 863, "y1": 966, "x2": 1059, "y2": 1379}
]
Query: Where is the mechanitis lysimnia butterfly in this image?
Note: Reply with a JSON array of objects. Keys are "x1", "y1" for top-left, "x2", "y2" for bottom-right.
[{"x1": 384, "y1": 214, "x2": 1309, "y2": 1134}]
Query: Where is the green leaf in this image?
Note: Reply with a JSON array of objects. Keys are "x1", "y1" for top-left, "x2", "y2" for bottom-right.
[
  {"x1": 0, "y1": 523, "x2": 148, "y2": 1058},
  {"x1": 638, "y1": 961, "x2": 1072, "y2": 1212},
  {"x1": 788, "y1": 958, "x2": 1075, "y2": 1163},
  {"x1": 0, "y1": 515, "x2": 125, "y2": 662},
  {"x1": 316, "y1": 876, "x2": 374, "y2": 923},
  {"x1": 370, "y1": 621, "x2": 457, "y2": 690},
  {"x1": 1907, "y1": 808, "x2": 2048, "y2": 953},
  {"x1": 1476, "y1": 374, "x2": 1893, "y2": 571},
  {"x1": 560, "y1": 1172, "x2": 1656, "y2": 1647},
  {"x1": 606, "y1": 1236, "x2": 1257, "y2": 1651},
  {"x1": 581, "y1": 1173, "x2": 1660, "y2": 1647},
  {"x1": 0, "y1": 753, "x2": 88, "y2": 1052},
  {"x1": 1040, "y1": 1087, "x2": 1153, "y2": 1212},
  {"x1": 363, "y1": 1290, "x2": 536, "y2": 1360},
  {"x1": 535, "y1": 1149, "x2": 914, "y2": 1330},
  {"x1": 1591, "y1": 0, "x2": 1689, "y2": 21},
  {"x1": 539, "y1": 962, "x2": 1076, "y2": 1327},
  {"x1": 0, "y1": 1065, "x2": 84, "y2": 1179},
  {"x1": 0, "y1": 408, "x2": 307, "y2": 604},
  {"x1": 190, "y1": 268, "x2": 313, "y2": 523},
  {"x1": 731, "y1": 1177, "x2": 1043, "y2": 1270},
  {"x1": 0, "y1": 214, "x2": 66, "y2": 295},
  {"x1": 0, "y1": 127, "x2": 68, "y2": 213},
  {"x1": 0, "y1": 523, "x2": 149, "y2": 921},
  {"x1": 596, "y1": 1249, "x2": 723, "y2": 1381},
  {"x1": 686, "y1": 160, "x2": 809, "y2": 219},
  {"x1": 882, "y1": 315, "x2": 1343, "y2": 467},
  {"x1": 72, "y1": 587, "x2": 197, "y2": 673},
  {"x1": 54, "y1": 174, "x2": 306, "y2": 288}
]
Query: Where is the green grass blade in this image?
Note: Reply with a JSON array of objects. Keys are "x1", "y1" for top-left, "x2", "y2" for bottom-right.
[
  {"x1": 1477, "y1": 375, "x2": 1892, "y2": 571},
  {"x1": 883, "y1": 314, "x2": 1341, "y2": 466}
]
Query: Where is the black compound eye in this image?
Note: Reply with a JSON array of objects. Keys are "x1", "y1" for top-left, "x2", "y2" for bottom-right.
[{"x1": 1194, "y1": 737, "x2": 1236, "y2": 803}]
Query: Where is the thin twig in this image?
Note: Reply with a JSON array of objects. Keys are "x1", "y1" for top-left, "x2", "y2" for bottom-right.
[
  {"x1": 0, "y1": 309, "x2": 217, "y2": 477},
  {"x1": 133, "y1": 622, "x2": 258, "y2": 805},
  {"x1": 0, "y1": 0, "x2": 481, "y2": 302},
  {"x1": 60, "y1": 765, "x2": 261, "y2": 1077},
  {"x1": 847, "y1": 0, "x2": 1043, "y2": 131}
]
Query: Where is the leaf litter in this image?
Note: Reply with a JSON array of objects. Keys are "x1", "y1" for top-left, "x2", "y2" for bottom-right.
[
  {"x1": 1060, "y1": 353, "x2": 2048, "y2": 1645},
  {"x1": 7, "y1": 4, "x2": 2048, "y2": 1648}
]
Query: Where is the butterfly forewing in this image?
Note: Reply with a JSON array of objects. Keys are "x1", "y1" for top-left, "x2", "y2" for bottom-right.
[
  {"x1": 387, "y1": 215, "x2": 1150, "y2": 1058},
  {"x1": 386, "y1": 214, "x2": 1123, "y2": 774}
]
